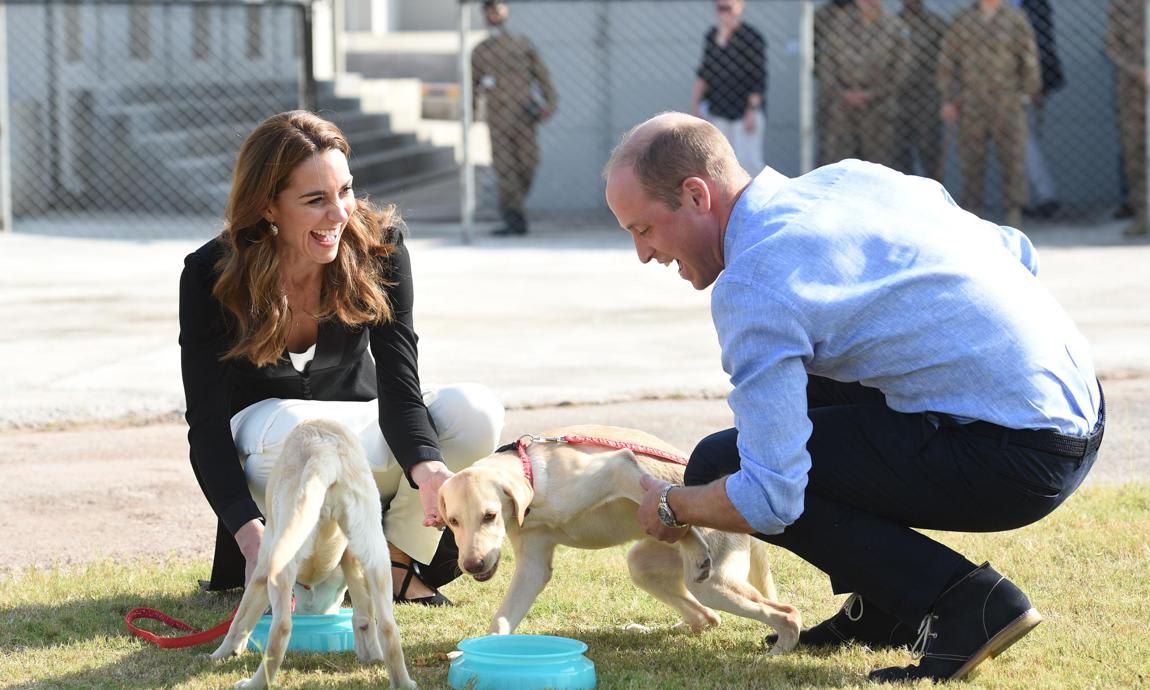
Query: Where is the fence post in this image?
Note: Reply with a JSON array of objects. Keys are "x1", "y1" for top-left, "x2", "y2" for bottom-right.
[
  {"x1": 0, "y1": 2, "x2": 11, "y2": 234},
  {"x1": 459, "y1": 0, "x2": 475, "y2": 245},
  {"x1": 332, "y1": 0, "x2": 346, "y2": 78},
  {"x1": 299, "y1": 1, "x2": 318, "y2": 111},
  {"x1": 1144, "y1": 0, "x2": 1149, "y2": 225},
  {"x1": 798, "y1": 0, "x2": 814, "y2": 174}
]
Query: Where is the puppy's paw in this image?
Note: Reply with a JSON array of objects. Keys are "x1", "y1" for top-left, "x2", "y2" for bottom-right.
[
  {"x1": 234, "y1": 678, "x2": 263, "y2": 689},
  {"x1": 693, "y1": 555, "x2": 712, "y2": 583},
  {"x1": 209, "y1": 646, "x2": 239, "y2": 661},
  {"x1": 446, "y1": 650, "x2": 463, "y2": 660},
  {"x1": 622, "y1": 622, "x2": 652, "y2": 633},
  {"x1": 765, "y1": 621, "x2": 801, "y2": 655},
  {"x1": 390, "y1": 678, "x2": 418, "y2": 690}
]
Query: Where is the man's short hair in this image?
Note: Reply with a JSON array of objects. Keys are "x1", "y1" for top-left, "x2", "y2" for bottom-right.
[
  {"x1": 482, "y1": 0, "x2": 505, "y2": 8},
  {"x1": 604, "y1": 114, "x2": 739, "y2": 210}
]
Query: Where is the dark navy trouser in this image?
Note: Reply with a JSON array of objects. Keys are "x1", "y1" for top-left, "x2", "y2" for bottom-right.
[{"x1": 685, "y1": 376, "x2": 1100, "y2": 625}]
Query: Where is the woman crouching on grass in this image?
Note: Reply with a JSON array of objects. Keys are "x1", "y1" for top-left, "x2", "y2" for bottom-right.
[{"x1": 179, "y1": 110, "x2": 503, "y2": 605}]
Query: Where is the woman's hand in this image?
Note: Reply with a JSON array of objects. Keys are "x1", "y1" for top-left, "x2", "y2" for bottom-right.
[
  {"x1": 234, "y1": 518, "x2": 265, "y2": 586},
  {"x1": 411, "y1": 460, "x2": 454, "y2": 528},
  {"x1": 742, "y1": 108, "x2": 758, "y2": 134}
]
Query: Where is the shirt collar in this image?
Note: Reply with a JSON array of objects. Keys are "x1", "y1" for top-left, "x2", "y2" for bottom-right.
[{"x1": 724, "y1": 166, "x2": 789, "y2": 264}]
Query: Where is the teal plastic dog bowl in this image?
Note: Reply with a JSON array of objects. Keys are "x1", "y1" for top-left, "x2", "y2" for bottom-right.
[
  {"x1": 448, "y1": 634, "x2": 597, "y2": 690},
  {"x1": 246, "y1": 608, "x2": 355, "y2": 653}
]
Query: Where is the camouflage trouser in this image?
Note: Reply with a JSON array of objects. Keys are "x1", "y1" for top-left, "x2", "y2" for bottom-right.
[
  {"x1": 1118, "y1": 83, "x2": 1146, "y2": 217},
  {"x1": 957, "y1": 97, "x2": 1028, "y2": 213},
  {"x1": 488, "y1": 107, "x2": 539, "y2": 217},
  {"x1": 816, "y1": 89, "x2": 835, "y2": 167},
  {"x1": 894, "y1": 88, "x2": 943, "y2": 181},
  {"x1": 823, "y1": 95, "x2": 896, "y2": 167}
]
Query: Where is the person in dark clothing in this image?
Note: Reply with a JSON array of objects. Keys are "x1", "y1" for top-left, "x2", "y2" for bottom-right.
[
  {"x1": 692, "y1": 0, "x2": 767, "y2": 173},
  {"x1": 179, "y1": 111, "x2": 504, "y2": 604},
  {"x1": 1019, "y1": 0, "x2": 1064, "y2": 218}
]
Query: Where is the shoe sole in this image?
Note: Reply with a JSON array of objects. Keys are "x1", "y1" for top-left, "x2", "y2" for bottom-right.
[{"x1": 950, "y1": 607, "x2": 1042, "y2": 681}]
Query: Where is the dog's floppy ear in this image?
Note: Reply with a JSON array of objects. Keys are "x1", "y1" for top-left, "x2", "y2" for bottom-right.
[{"x1": 501, "y1": 477, "x2": 535, "y2": 526}]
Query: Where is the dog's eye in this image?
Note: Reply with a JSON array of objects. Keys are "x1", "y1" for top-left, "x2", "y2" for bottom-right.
[
  {"x1": 448, "y1": 517, "x2": 459, "y2": 527},
  {"x1": 482, "y1": 512, "x2": 497, "y2": 523}
]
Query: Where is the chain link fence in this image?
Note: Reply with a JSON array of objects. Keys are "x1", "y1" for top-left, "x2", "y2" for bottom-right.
[
  {"x1": 454, "y1": 0, "x2": 1145, "y2": 232},
  {"x1": 2, "y1": 0, "x2": 1145, "y2": 239},
  {"x1": 0, "y1": 0, "x2": 310, "y2": 237}
]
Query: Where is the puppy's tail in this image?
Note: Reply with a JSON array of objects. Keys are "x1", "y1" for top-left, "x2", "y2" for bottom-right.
[
  {"x1": 265, "y1": 443, "x2": 341, "y2": 582},
  {"x1": 747, "y1": 539, "x2": 779, "y2": 602}
]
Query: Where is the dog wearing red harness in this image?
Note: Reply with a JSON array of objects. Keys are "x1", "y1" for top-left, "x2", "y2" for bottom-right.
[
  {"x1": 437, "y1": 424, "x2": 801, "y2": 654},
  {"x1": 209, "y1": 419, "x2": 415, "y2": 689}
]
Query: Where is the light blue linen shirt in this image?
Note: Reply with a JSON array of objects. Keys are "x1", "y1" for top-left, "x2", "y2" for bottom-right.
[{"x1": 715, "y1": 160, "x2": 1100, "y2": 536}]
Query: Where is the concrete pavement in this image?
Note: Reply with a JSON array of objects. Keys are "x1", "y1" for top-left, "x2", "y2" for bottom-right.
[
  {"x1": 0, "y1": 211, "x2": 1148, "y2": 430},
  {"x1": 2, "y1": 211, "x2": 1149, "y2": 571}
]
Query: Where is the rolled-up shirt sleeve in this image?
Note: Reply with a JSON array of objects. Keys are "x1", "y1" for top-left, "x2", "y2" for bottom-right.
[
  {"x1": 712, "y1": 277, "x2": 813, "y2": 536},
  {"x1": 369, "y1": 236, "x2": 444, "y2": 488}
]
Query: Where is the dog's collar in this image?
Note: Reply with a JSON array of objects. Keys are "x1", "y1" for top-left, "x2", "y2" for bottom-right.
[{"x1": 501, "y1": 434, "x2": 689, "y2": 490}]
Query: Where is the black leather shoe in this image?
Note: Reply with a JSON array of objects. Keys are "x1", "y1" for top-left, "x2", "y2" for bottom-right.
[
  {"x1": 392, "y1": 560, "x2": 454, "y2": 607},
  {"x1": 869, "y1": 562, "x2": 1041, "y2": 683},
  {"x1": 764, "y1": 593, "x2": 915, "y2": 650},
  {"x1": 1023, "y1": 200, "x2": 1060, "y2": 219},
  {"x1": 491, "y1": 209, "x2": 528, "y2": 236}
]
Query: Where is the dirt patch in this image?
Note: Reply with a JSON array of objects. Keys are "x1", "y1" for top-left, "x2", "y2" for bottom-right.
[{"x1": 3, "y1": 385, "x2": 1145, "y2": 577}]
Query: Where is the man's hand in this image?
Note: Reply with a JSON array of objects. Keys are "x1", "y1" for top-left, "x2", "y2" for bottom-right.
[
  {"x1": 637, "y1": 474, "x2": 691, "y2": 543},
  {"x1": 941, "y1": 101, "x2": 959, "y2": 124},
  {"x1": 843, "y1": 89, "x2": 871, "y2": 108},
  {"x1": 234, "y1": 518, "x2": 264, "y2": 586},
  {"x1": 411, "y1": 460, "x2": 454, "y2": 528},
  {"x1": 742, "y1": 109, "x2": 758, "y2": 134}
]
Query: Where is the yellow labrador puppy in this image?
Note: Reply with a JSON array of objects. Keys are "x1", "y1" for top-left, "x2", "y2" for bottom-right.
[
  {"x1": 438, "y1": 424, "x2": 801, "y2": 655},
  {"x1": 210, "y1": 419, "x2": 415, "y2": 690}
]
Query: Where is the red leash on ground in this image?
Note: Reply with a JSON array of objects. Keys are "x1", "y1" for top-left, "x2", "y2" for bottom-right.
[
  {"x1": 515, "y1": 433, "x2": 689, "y2": 486},
  {"x1": 125, "y1": 605, "x2": 237, "y2": 649}
]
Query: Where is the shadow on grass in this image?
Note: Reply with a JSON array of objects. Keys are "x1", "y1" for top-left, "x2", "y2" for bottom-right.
[
  {"x1": 4, "y1": 586, "x2": 240, "y2": 651},
  {"x1": 534, "y1": 624, "x2": 864, "y2": 688},
  {"x1": 4, "y1": 586, "x2": 449, "y2": 689}
]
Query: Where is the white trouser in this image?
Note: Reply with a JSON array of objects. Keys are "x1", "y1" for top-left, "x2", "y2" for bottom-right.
[
  {"x1": 231, "y1": 383, "x2": 505, "y2": 565},
  {"x1": 1024, "y1": 104, "x2": 1057, "y2": 204},
  {"x1": 704, "y1": 106, "x2": 766, "y2": 175}
]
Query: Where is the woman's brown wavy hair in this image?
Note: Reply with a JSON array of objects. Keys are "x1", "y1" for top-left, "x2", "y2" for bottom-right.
[{"x1": 213, "y1": 110, "x2": 399, "y2": 367}]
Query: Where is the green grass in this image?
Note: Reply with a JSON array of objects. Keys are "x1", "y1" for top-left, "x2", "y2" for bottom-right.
[{"x1": 3, "y1": 483, "x2": 1148, "y2": 689}]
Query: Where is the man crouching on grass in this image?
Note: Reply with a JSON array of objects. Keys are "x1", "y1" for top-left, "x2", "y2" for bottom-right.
[{"x1": 604, "y1": 112, "x2": 1103, "y2": 682}]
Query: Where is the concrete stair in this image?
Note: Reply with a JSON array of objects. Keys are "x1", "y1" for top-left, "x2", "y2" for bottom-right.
[{"x1": 86, "y1": 78, "x2": 457, "y2": 214}]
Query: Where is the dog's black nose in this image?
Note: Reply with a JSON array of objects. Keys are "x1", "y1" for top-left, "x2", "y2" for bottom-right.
[{"x1": 462, "y1": 558, "x2": 486, "y2": 574}]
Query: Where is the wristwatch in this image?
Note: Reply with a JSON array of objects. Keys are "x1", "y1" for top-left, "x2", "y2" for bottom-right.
[{"x1": 656, "y1": 483, "x2": 688, "y2": 529}]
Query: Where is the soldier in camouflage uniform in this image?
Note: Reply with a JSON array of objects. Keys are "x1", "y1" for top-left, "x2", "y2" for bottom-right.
[
  {"x1": 814, "y1": 0, "x2": 854, "y2": 166},
  {"x1": 894, "y1": 0, "x2": 948, "y2": 180},
  {"x1": 471, "y1": 0, "x2": 558, "y2": 236},
  {"x1": 938, "y1": 0, "x2": 1039, "y2": 227},
  {"x1": 818, "y1": 0, "x2": 910, "y2": 166},
  {"x1": 1106, "y1": 0, "x2": 1147, "y2": 237}
]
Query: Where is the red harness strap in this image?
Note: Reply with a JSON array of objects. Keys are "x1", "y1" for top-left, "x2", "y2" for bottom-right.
[
  {"x1": 515, "y1": 434, "x2": 689, "y2": 487},
  {"x1": 125, "y1": 605, "x2": 237, "y2": 649}
]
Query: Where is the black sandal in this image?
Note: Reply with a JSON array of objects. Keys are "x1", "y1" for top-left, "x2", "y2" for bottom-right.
[{"x1": 392, "y1": 560, "x2": 453, "y2": 607}]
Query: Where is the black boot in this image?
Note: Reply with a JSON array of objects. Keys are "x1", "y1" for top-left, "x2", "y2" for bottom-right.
[
  {"x1": 764, "y1": 593, "x2": 915, "y2": 650},
  {"x1": 870, "y1": 562, "x2": 1042, "y2": 683},
  {"x1": 491, "y1": 209, "x2": 528, "y2": 236}
]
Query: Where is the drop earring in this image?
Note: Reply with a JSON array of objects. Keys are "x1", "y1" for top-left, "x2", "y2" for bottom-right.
[{"x1": 269, "y1": 222, "x2": 279, "y2": 236}]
